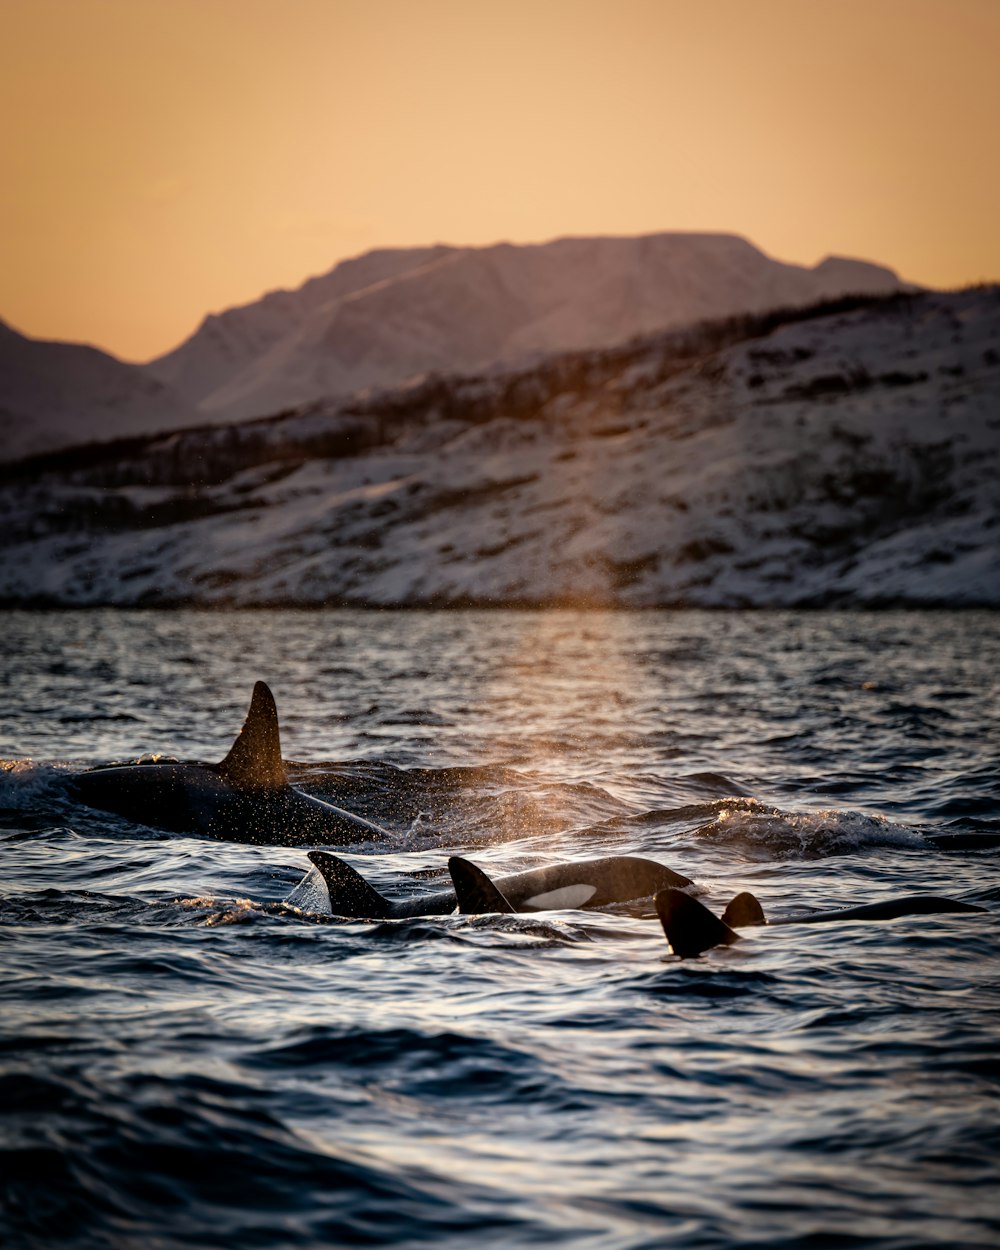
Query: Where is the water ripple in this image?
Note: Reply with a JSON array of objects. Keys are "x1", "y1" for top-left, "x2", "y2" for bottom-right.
[{"x1": 0, "y1": 609, "x2": 997, "y2": 1249}]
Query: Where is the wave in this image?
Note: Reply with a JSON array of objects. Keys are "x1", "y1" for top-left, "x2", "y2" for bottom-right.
[
  {"x1": 0, "y1": 1069, "x2": 527, "y2": 1249},
  {"x1": 0, "y1": 759, "x2": 76, "y2": 811},
  {"x1": 692, "y1": 799, "x2": 926, "y2": 858}
]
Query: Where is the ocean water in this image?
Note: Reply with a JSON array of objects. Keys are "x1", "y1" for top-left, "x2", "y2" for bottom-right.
[{"x1": 1, "y1": 608, "x2": 997, "y2": 1250}]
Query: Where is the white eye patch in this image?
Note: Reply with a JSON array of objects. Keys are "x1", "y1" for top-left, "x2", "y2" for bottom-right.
[{"x1": 522, "y1": 883, "x2": 597, "y2": 911}]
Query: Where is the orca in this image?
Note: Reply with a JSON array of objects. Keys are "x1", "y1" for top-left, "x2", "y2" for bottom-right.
[
  {"x1": 70, "y1": 682, "x2": 389, "y2": 846},
  {"x1": 656, "y1": 887, "x2": 987, "y2": 958},
  {"x1": 301, "y1": 851, "x2": 693, "y2": 918}
]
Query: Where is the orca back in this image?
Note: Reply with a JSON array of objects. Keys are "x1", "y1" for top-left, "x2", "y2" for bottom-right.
[
  {"x1": 777, "y1": 894, "x2": 987, "y2": 925},
  {"x1": 70, "y1": 762, "x2": 228, "y2": 832},
  {"x1": 499, "y1": 856, "x2": 692, "y2": 911}
]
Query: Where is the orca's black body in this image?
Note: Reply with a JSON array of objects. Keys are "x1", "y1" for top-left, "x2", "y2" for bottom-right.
[
  {"x1": 301, "y1": 851, "x2": 692, "y2": 918},
  {"x1": 656, "y1": 887, "x2": 986, "y2": 958},
  {"x1": 71, "y1": 683, "x2": 388, "y2": 846}
]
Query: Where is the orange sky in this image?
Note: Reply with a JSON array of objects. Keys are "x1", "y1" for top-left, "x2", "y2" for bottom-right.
[{"x1": 2, "y1": 0, "x2": 998, "y2": 362}]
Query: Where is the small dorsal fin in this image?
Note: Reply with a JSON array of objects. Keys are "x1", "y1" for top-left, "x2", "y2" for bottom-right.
[
  {"x1": 448, "y1": 856, "x2": 516, "y2": 915},
  {"x1": 307, "y1": 852, "x2": 393, "y2": 919},
  {"x1": 218, "y1": 681, "x2": 287, "y2": 789},
  {"x1": 721, "y1": 891, "x2": 768, "y2": 928}
]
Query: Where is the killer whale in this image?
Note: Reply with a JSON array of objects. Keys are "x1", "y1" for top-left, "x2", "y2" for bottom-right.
[
  {"x1": 445, "y1": 855, "x2": 698, "y2": 915},
  {"x1": 300, "y1": 851, "x2": 693, "y2": 918},
  {"x1": 655, "y1": 887, "x2": 987, "y2": 958},
  {"x1": 71, "y1": 682, "x2": 389, "y2": 846}
]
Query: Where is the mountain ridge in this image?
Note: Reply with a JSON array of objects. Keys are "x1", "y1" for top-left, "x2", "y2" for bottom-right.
[
  {"x1": 0, "y1": 232, "x2": 909, "y2": 462},
  {"x1": 143, "y1": 232, "x2": 907, "y2": 423},
  {"x1": 0, "y1": 321, "x2": 198, "y2": 463}
]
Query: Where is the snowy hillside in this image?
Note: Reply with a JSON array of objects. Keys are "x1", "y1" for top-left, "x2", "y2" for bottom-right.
[
  {"x1": 2, "y1": 287, "x2": 997, "y2": 608},
  {"x1": 0, "y1": 320, "x2": 198, "y2": 462},
  {"x1": 145, "y1": 234, "x2": 906, "y2": 423}
]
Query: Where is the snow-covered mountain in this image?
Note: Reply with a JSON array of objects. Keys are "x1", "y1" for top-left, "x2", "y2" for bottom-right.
[
  {"x1": 0, "y1": 320, "x2": 199, "y2": 462},
  {"x1": 145, "y1": 234, "x2": 907, "y2": 423},
  {"x1": 2, "y1": 287, "x2": 997, "y2": 608}
]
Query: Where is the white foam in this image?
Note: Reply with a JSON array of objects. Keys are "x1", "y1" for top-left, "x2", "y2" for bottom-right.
[
  {"x1": 282, "y1": 865, "x2": 330, "y2": 912},
  {"x1": 0, "y1": 759, "x2": 70, "y2": 809},
  {"x1": 700, "y1": 802, "x2": 927, "y2": 858}
]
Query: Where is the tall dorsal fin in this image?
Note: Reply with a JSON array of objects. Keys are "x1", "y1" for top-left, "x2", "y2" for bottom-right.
[
  {"x1": 218, "y1": 681, "x2": 287, "y2": 789},
  {"x1": 448, "y1": 856, "x2": 516, "y2": 915}
]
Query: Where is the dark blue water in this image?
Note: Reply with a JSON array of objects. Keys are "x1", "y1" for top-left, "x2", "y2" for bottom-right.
[{"x1": 1, "y1": 609, "x2": 998, "y2": 1249}]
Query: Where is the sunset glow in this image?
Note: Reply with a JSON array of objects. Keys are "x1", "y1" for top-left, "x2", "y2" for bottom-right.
[{"x1": 3, "y1": 0, "x2": 998, "y2": 360}]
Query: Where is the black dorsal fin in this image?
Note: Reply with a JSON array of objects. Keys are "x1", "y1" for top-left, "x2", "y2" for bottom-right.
[
  {"x1": 218, "y1": 682, "x2": 287, "y2": 789},
  {"x1": 721, "y1": 891, "x2": 768, "y2": 928},
  {"x1": 448, "y1": 856, "x2": 516, "y2": 915},
  {"x1": 308, "y1": 852, "x2": 393, "y2": 919},
  {"x1": 655, "y1": 888, "x2": 740, "y2": 958}
]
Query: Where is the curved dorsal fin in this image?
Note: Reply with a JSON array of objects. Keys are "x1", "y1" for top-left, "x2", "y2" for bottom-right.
[
  {"x1": 448, "y1": 856, "x2": 515, "y2": 915},
  {"x1": 218, "y1": 681, "x2": 287, "y2": 789},
  {"x1": 655, "y1": 888, "x2": 740, "y2": 958},
  {"x1": 721, "y1": 891, "x2": 768, "y2": 928},
  {"x1": 307, "y1": 852, "x2": 393, "y2": 919}
]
